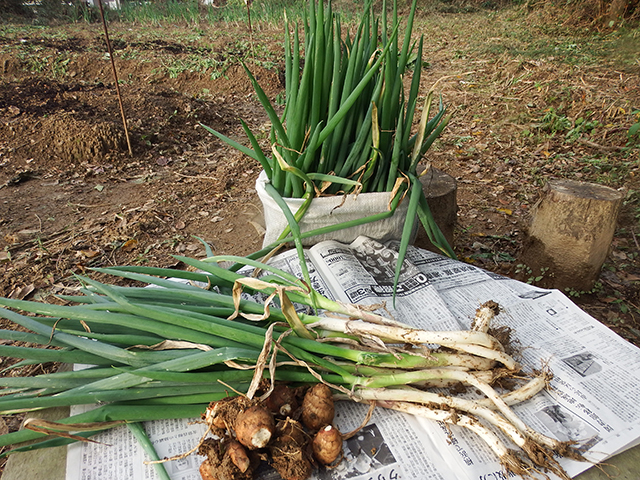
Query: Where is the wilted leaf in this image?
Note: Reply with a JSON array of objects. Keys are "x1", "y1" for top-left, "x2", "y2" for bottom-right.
[
  {"x1": 121, "y1": 239, "x2": 138, "y2": 252},
  {"x1": 24, "y1": 418, "x2": 123, "y2": 444},
  {"x1": 133, "y1": 340, "x2": 212, "y2": 351},
  {"x1": 601, "y1": 297, "x2": 619, "y2": 304},
  {"x1": 619, "y1": 272, "x2": 640, "y2": 282},
  {"x1": 8, "y1": 284, "x2": 35, "y2": 300},
  {"x1": 77, "y1": 249, "x2": 101, "y2": 259}
]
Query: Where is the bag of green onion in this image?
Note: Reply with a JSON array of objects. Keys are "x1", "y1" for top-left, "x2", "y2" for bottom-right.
[{"x1": 201, "y1": 0, "x2": 456, "y2": 294}]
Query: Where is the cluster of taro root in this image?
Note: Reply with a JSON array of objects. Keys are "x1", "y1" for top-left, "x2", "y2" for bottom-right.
[{"x1": 199, "y1": 383, "x2": 342, "y2": 480}]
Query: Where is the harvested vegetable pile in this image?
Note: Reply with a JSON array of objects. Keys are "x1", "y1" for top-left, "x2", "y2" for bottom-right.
[
  {"x1": 0, "y1": 254, "x2": 585, "y2": 480},
  {"x1": 198, "y1": 383, "x2": 342, "y2": 480}
]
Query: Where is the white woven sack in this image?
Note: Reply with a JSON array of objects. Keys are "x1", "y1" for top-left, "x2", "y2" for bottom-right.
[{"x1": 256, "y1": 170, "x2": 416, "y2": 247}]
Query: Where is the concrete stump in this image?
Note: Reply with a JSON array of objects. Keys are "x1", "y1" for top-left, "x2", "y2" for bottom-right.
[
  {"x1": 519, "y1": 178, "x2": 625, "y2": 292},
  {"x1": 415, "y1": 167, "x2": 458, "y2": 253}
]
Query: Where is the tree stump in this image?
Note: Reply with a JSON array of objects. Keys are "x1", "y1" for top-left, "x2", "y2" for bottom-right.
[
  {"x1": 414, "y1": 167, "x2": 458, "y2": 253},
  {"x1": 605, "y1": 0, "x2": 628, "y2": 25},
  {"x1": 519, "y1": 179, "x2": 625, "y2": 292}
]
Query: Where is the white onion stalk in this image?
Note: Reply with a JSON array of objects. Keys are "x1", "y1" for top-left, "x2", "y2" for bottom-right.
[
  {"x1": 351, "y1": 389, "x2": 533, "y2": 451},
  {"x1": 348, "y1": 388, "x2": 541, "y2": 456},
  {"x1": 350, "y1": 373, "x2": 548, "y2": 410},
  {"x1": 374, "y1": 400, "x2": 533, "y2": 477},
  {"x1": 500, "y1": 374, "x2": 550, "y2": 405},
  {"x1": 470, "y1": 301, "x2": 501, "y2": 333},
  {"x1": 354, "y1": 367, "x2": 564, "y2": 452},
  {"x1": 437, "y1": 369, "x2": 566, "y2": 451},
  {"x1": 308, "y1": 317, "x2": 503, "y2": 350},
  {"x1": 314, "y1": 333, "x2": 503, "y2": 370},
  {"x1": 442, "y1": 343, "x2": 518, "y2": 370},
  {"x1": 399, "y1": 369, "x2": 495, "y2": 388},
  {"x1": 349, "y1": 390, "x2": 528, "y2": 449}
]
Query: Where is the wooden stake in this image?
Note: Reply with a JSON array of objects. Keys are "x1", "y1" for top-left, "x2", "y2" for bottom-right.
[
  {"x1": 245, "y1": 0, "x2": 253, "y2": 34},
  {"x1": 97, "y1": 0, "x2": 133, "y2": 156}
]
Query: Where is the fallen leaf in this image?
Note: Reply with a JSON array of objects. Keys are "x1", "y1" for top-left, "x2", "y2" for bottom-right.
[
  {"x1": 601, "y1": 297, "x2": 619, "y2": 304},
  {"x1": 77, "y1": 249, "x2": 101, "y2": 259},
  {"x1": 610, "y1": 251, "x2": 627, "y2": 261},
  {"x1": 248, "y1": 220, "x2": 265, "y2": 235},
  {"x1": 8, "y1": 284, "x2": 35, "y2": 300},
  {"x1": 95, "y1": 185, "x2": 104, "y2": 192},
  {"x1": 497, "y1": 207, "x2": 513, "y2": 215},
  {"x1": 618, "y1": 272, "x2": 640, "y2": 282},
  {"x1": 121, "y1": 239, "x2": 138, "y2": 252}
]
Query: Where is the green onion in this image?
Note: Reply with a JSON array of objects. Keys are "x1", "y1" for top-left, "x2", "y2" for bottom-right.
[
  {"x1": 128, "y1": 422, "x2": 172, "y2": 480},
  {"x1": 0, "y1": 254, "x2": 582, "y2": 479},
  {"x1": 201, "y1": 0, "x2": 455, "y2": 299}
]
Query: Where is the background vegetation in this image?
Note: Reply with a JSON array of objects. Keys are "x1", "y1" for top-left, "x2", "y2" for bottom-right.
[{"x1": 1, "y1": 0, "x2": 639, "y2": 28}]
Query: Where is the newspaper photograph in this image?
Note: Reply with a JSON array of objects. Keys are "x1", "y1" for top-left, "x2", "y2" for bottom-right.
[{"x1": 66, "y1": 236, "x2": 640, "y2": 480}]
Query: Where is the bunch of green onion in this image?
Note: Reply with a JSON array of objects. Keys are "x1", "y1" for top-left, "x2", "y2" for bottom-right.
[
  {"x1": 203, "y1": 0, "x2": 455, "y2": 294},
  {"x1": 0, "y1": 254, "x2": 580, "y2": 479}
]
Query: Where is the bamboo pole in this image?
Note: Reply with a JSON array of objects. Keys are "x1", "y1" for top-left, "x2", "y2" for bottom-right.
[{"x1": 97, "y1": 0, "x2": 133, "y2": 156}]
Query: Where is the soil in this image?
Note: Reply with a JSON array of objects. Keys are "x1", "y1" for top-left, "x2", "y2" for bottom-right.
[
  {"x1": 0, "y1": 24, "x2": 283, "y2": 302},
  {"x1": 1, "y1": 15, "x2": 639, "y2": 338},
  {"x1": 0, "y1": 8, "x2": 639, "y2": 469}
]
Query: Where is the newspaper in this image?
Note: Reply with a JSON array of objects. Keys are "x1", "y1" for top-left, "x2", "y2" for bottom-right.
[{"x1": 67, "y1": 236, "x2": 640, "y2": 480}]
